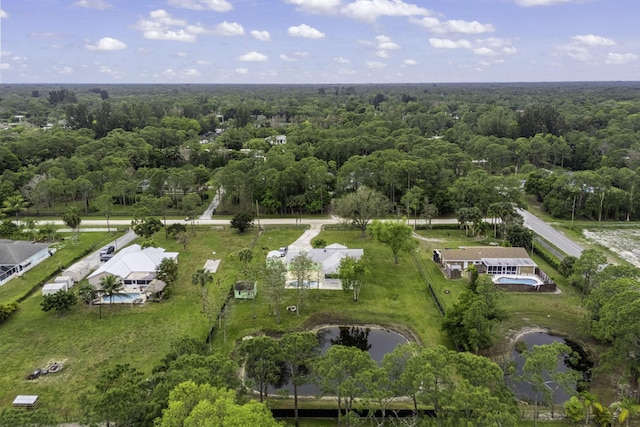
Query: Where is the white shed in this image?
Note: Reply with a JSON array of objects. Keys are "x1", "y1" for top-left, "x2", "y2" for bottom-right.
[
  {"x1": 42, "y1": 282, "x2": 67, "y2": 295},
  {"x1": 13, "y1": 395, "x2": 40, "y2": 409},
  {"x1": 54, "y1": 275, "x2": 74, "y2": 288}
]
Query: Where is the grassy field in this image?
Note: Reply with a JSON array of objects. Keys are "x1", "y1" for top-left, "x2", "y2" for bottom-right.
[
  {"x1": 212, "y1": 228, "x2": 448, "y2": 354},
  {"x1": 0, "y1": 226, "x2": 256, "y2": 421},
  {"x1": 0, "y1": 222, "x2": 594, "y2": 424}
]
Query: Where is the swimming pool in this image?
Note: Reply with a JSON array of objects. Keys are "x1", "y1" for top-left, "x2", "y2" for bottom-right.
[
  {"x1": 493, "y1": 276, "x2": 542, "y2": 286},
  {"x1": 98, "y1": 293, "x2": 145, "y2": 304}
]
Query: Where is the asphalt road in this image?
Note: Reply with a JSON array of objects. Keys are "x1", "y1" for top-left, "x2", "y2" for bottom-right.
[
  {"x1": 47, "y1": 209, "x2": 584, "y2": 258},
  {"x1": 517, "y1": 208, "x2": 583, "y2": 258}
]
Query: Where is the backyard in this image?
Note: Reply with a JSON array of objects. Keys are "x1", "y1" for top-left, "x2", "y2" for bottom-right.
[{"x1": 0, "y1": 222, "x2": 602, "y2": 424}]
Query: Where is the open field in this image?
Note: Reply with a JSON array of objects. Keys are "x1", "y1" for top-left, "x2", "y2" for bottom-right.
[{"x1": 0, "y1": 222, "x2": 604, "y2": 424}]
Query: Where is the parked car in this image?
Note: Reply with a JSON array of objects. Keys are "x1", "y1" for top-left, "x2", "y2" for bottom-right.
[
  {"x1": 100, "y1": 245, "x2": 115, "y2": 256},
  {"x1": 26, "y1": 368, "x2": 41, "y2": 380},
  {"x1": 100, "y1": 245, "x2": 115, "y2": 262},
  {"x1": 278, "y1": 246, "x2": 288, "y2": 257}
]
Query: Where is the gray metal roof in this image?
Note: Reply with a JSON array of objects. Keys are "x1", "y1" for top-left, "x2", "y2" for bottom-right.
[
  {"x1": 482, "y1": 257, "x2": 537, "y2": 267},
  {"x1": 0, "y1": 240, "x2": 49, "y2": 266}
]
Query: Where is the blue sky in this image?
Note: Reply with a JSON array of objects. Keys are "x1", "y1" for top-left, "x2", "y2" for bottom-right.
[{"x1": 1, "y1": 0, "x2": 638, "y2": 83}]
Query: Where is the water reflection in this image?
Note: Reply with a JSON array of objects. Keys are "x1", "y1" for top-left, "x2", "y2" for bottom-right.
[
  {"x1": 265, "y1": 326, "x2": 408, "y2": 396},
  {"x1": 507, "y1": 332, "x2": 592, "y2": 405}
]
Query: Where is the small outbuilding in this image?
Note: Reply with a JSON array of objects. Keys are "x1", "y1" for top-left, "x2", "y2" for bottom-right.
[
  {"x1": 13, "y1": 395, "x2": 40, "y2": 410},
  {"x1": 42, "y1": 282, "x2": 67, "y2": 296},
  {"x1": 234, "y1": 281, "x2": 257, "y2": 299}
]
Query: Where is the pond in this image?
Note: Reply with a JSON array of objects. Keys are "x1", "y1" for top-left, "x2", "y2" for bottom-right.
[
  {"x1": 265, "y1": 325, "x2": 409, "y2": 396},
  {"x1": 507, "y1": 332, "x2": 592, "y2": 405}
]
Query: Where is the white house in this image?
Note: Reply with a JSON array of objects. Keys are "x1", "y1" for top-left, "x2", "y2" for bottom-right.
[
  {"x1": 281, "y1": 244, "x2": 364, "y2": 288},
  {"x1": 87, "y1": 245, "x2": 179, "y2": 295},
  {"x1": 265, "y1": 135, "x2": 287, "y2": 146}
]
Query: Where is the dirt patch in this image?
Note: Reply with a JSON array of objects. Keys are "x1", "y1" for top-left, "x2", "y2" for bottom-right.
[{"x1": 583, "y1": 229, "x2": 640, "y2": 267}]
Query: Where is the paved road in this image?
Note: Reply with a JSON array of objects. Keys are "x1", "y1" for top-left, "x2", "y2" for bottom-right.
[
  {"x1": 517, "y1": 208, "x2": 583, "y2": 258},
  {"x1": 43, "y1": 210, "x2": 585, "y2": 259},
  {"x1": 199, "y1": 189, "x2": 223, "y2": 220}
]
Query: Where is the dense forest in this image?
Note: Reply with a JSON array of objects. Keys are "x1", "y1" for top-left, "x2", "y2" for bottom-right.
[{"x1": 2, "y1": 82, "x2": 640, "y2": 224}]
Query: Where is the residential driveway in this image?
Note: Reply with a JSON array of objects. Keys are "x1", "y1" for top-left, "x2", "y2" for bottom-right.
[
  {"x1": 517, "y1": 209, "x2": 583, "y2": 258},
  {"x1": 287, "y1": 225, "x2": 321, "y2": 251},
  {"x1": 62, "y1": 230, "x2": 137, "y2": 282}
]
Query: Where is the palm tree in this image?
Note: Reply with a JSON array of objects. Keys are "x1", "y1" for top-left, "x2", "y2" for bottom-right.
[
  {"x1": 2, "y1": 195, "x2": 29, "y2": 225},
  {"x1": 62, "y1": 207, "x2": 82, "y2": 234},
  {"x1": 99, "y1": 274, "x2": 123, "y2": 306},
  {"x1": 191, "y1": 268, "x2": 213, "y2": 288},
  {"x1": 614, "y1": 397, "x2": 640, "y2": 427}
]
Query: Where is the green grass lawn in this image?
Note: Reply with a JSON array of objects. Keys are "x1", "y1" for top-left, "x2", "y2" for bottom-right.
[
  {"x1": 0, "y1": 223, "x2": 594, "y2": 422},
  {"x1": 213, "y1": 229, "x2": 448, "y2": 353},
  {"x1": 0, "y1": 226, "x2": 256, "y2": 421}
]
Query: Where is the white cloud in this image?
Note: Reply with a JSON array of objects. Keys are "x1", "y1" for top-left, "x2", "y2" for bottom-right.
[
  {"x1": 572, "y1": 34, "x2": 615, "y2": 47},
  {"x1": 251, "y1": 30, "x2": 271, "y2": 41},
  {"x1": 294, "y1": 51, "x2": 309, "y2": 57},
  {"x1": 376, "y1": 35, "x2": 400, "y2": 50},
  {"x1": 163, "y1": 69, "x2": 177, "y2": 76},
  {"x1": 145, "y1": 30, "x2": 196, "y2": 42},
  {"x1": 85, "y1": 37, "x2": 127, "y2": 51},
  {"x1": 0, "y1": 9, "x2": 8, "y2": 18},
  {"x1": 280, "y1": 54, "x2": 296, "y2": 62},
  {"x1": 182, "y1": 68, "x2": 201, "y2": 76},
  {"x1": 99, "y1": 65, "x2": 116, "y2": 74},
  {"x1": 236, "y1": 67, "x2": 249, "y2": 74},
  {"x1": 605, "y1": 53, "x2": 639, "y2": 65},
  {"x1": 134, "y1": 10, "x2": 198, "y2": 42},
  {"x1": 285, "y1": 0, "x2": 342, "y2": 14},
  {"x1": 559, "y1": 34, "x2": 617, "y2": 62},
  {"x1": 402, "y1": 59, "x2": 416, "y2": 66},
  {"x1": 0, "y1": 63, "x2": 9, "y2": 70},
  {"x1": 429, "y1": 38, "x2": 472, "y2": 49},
  {"x1": 196, "y1": 60, "x2": 212, "y2": 65},
  {"x1": 149, "y1": 9, "x2": 187, "y2": 26},
  {"x1": 53, "y1": 65, "x2": 73, "y2": 75},
  {"x1": 176, "y1": 51, "x2": 188, "y2": 57},
  {"x1": 366, "y1": 60, "x2": 386, "y2": 68},
  {"x1": 0, "y1": 50, "x2": 10, "y2": 57},
  {"x1": 73, "y1": 0, "x2": 112, "y2": 10},
  {"x1": 341, "y1": 0, "x2": 431, "y2": 23},
  {"x1": 515, "y1": 0, "x2": 576, "y2": 6},
  {"x1": 167, "y1": 0, "x2": 233, "y2": 12},
  {"x1": 474, "y1": 47, "x2": 497, "y2": 56},
  {"x1": 334, "y1": 56, "x2": 351, "y2": 64},
  {"x1": 288, "y1": 24, "x2": 326, "y2": 39},
  {"x1": 238, "y1": 51, "x2": 268, "y2": 61},
  {"x1": 412, "y1": 16, "x2": 495, "y2": 34},
  {"x1": 376, "y1": 50, "x2": 390, "y2": 58},
  {"x1": 215, "y1": 21, "x2": 244, "y2": 36}
]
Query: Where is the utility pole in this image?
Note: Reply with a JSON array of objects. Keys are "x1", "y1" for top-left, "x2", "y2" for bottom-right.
[{"x1": 256, "y1": 200, "x2": 261, "y2": 230}]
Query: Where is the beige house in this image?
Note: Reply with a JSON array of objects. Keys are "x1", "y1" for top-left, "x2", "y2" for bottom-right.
[{"x1": 437, "y1": 246, "x2": 536, "y2": 279}]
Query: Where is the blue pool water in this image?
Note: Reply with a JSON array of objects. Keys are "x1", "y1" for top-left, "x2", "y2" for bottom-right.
[
  {"x1": 100, "y1": 293, "x2": 142, "y2": 304},
  {"x1": 495, "y1": 277, "x2": 539, "y2": 285}
]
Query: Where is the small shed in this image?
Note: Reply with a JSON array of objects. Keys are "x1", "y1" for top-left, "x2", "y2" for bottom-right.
[
  {"x1": 13, "y1": 395, "x2": 40, "y2": 409},
  {"x1": 234, "y1": 281, "x2": 257, "y2": 299},
  {"x1": 42, "y1": 282, "x2": 67, "y2": 295},
  {"x1": 54, "y1": 275, "x2": 74, "y2": 288}
]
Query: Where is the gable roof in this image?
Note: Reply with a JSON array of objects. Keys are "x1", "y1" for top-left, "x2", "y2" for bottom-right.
[
  {"x1": 284, "y1": 245, "x2": 364, "y2": 275},
  {"x1": 88, "y1": 244, "x2": 179, "y2": 282},
  {"x1": 0, "y1": 240, "x2": 49, "y2": 266}
]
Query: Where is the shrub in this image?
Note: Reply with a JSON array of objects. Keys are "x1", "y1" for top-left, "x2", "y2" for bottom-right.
[{"x1": 0, "y1": 302, "x2": 18, "y2": 324}]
